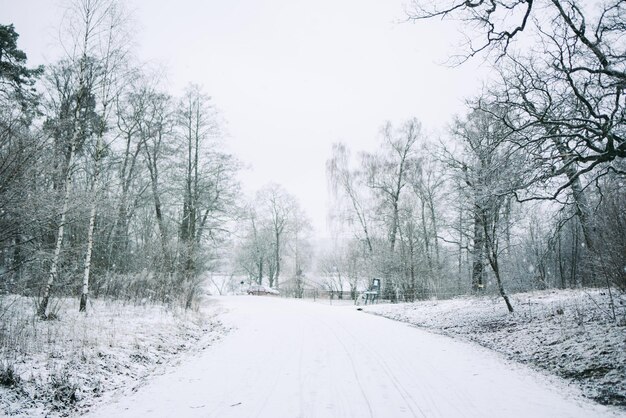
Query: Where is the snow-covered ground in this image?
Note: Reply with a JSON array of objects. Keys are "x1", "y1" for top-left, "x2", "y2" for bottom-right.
[
  {"x1": 0, "y1": 295, "x2": 227, "y2": 417},
  {"x1": 86, "y1": 295, "x2": 623, "y2": 418},
  {"x1": 364, "y1": 289, "x2": 626, "y2": 410}
]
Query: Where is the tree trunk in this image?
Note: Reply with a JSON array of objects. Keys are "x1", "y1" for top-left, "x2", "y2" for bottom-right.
[
  {"x1": 257, "y1": 258, "x2": 263, "y2": 285},
  {"x1": 421, "y1": 198, "x2": 433, "y2": 277},
  {"x1": 390, "y1": 199, "x2": 399, "y2": 252},
  {"x1": 38, "y1": 143, "x2": 75, "y2": 318},
  {"x1": 471, "y1": 205, "x2": 485, "y2": 292},
  {"x1": 553, "y1": 138, "x2": 594, "y2": 250},
  {"x1": 274, "y1": 232, "x2": 281, "y2": 289},
  {"x1": 427, "y1": 192, "x2": 441, "y2": 274},
  {"x1": 458, "y1": 203, "x2": 464, "y2": 293},
  {"x1": 80, "y1": 201, "x2": 97, "y2": 312},
  {"x1": 491, "y1": 257, "x2": 514, "y2": 313},
  {"x1": 409, "y1": 232, "x2": 416, "y2": 301},
  {"x1": 146, "y1": 158, "x2": 170, "y2": 270},
  {"x1": 80, "y1": 132, "x2": 104, "y2": 313},
  {"x1": 557, "y1": 229, "x2": 566, "y2": 289},
  {"x1": 486, "y1": 234, "x2": 514, "y2": 313},
  {"x1": 484, "y1": 205, "x2": 514, "y2": 313},
  {"x1": 12, "y1": 230, "x2": 23, "y2": 281}
]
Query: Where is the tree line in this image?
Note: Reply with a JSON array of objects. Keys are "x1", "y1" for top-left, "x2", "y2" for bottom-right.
[
  {"x1": 1, "y1": 0, "x2": 240, "y2": 315},
  {"x1": 2, "y1": 0, "x2": 623, "y2": 316},
  {"x1": 325, "y1": 0, "x2": 625, "y2": 314},
  {"x1": 233, "y1": 183, "x2": 313, "y2": 297}
]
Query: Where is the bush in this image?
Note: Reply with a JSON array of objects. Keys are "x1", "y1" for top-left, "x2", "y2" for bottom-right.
[
  {"x1": 0, "y1": 362, "x2": 20, "y2": 387},
  {"x1": 50, "y1": 369, "x2": 79, "y2": 408}
]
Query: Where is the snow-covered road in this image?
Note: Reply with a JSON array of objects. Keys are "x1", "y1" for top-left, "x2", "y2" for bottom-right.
[{"x1": 88, "y1": 296, "x2": 621, "y2": 418}]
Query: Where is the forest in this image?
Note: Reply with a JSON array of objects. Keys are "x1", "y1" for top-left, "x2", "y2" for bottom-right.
[
  {"x1": 1, "y1": 0, "x2": 625, "y2": 316},
  {"x1": 241, "y1": 0, "x2": 626, "y2": 315},
  {"x1": 0, "y1": 1, "x2": 245, "y2": 316}
]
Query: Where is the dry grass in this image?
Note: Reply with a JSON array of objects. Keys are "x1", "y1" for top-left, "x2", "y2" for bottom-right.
[{"x1": 0, "y1": 295, "x2": 226, "y2": 417}]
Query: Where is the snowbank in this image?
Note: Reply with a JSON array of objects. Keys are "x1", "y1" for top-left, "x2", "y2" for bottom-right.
[
  {"x1": 0, "y1": 296, "x2": 228, "y2": 417},
  {"x1": 364, "y1": 289, "x2": 626, "y2": 409}
]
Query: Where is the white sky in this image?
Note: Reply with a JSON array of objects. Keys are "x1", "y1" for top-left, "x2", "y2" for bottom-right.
[{"x1": 3, "y1": 0, "x2": 488, "y2": 237}]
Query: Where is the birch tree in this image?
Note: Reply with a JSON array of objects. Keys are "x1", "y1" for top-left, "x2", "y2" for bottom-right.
[
  {"x1": 76, "y1": 0, "x2": 130, "y2": 312},
  {"x1": 38, "y1": 2, "x2": 100, "y2": 316},
  {"x1": 327, "y1": 143, "x2": 374, "y2": 254},
  {"x1": 287, "y1": 203, "x2": 313, "y2": 298},
  {"x1": 362, "y1": 119, "x2": 421, "y2": 300}
]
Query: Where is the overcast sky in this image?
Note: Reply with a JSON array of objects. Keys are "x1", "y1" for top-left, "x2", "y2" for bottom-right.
[{"x1": 3, "y1": 0, "x2": 488, "y2": 237}]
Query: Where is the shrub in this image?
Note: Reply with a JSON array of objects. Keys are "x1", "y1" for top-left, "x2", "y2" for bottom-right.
[
  {"x1": 0, "y1": 362, "x2": 21, "y2": 387},
  {"x1": 50, "y1": 369, "x2": 78, "y2": 408}
]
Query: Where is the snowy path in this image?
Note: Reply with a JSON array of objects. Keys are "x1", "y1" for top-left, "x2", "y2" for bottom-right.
[{"x1": 88, "y1": 296, "x2": 621, "y2": 418}]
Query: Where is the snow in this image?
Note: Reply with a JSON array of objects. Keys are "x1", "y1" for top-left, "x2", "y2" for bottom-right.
[
  {"x1": 364, "y1": 289, "x2": 626, "y2": 409},
  {"x1": 86, "y1": 295, "x2": 623, "y2": 417},
  {"x1": 0, "y1": 296, "x2": 227, "y2": 417}
]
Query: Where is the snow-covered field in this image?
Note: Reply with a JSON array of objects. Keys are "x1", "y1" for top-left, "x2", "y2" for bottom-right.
[
  {"x1": 0, "y1": 295, "x2": 227, "y2": 417},
  {"x1": 364, "y1": 289, "x2": 626, "y2": 409}
]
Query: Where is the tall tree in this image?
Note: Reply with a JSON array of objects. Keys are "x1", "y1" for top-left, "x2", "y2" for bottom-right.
[
  {"x1": 288, "y1": 203, "x2": 313, "y2": 298},
  {"x1": 410, "y1": 0, "x2": 626, "y2": 296},
  {"x1": 139, "y1": 87, "x2": 174, "y2": 272},
  {"x1": 327, "y1": 143, "x2": 374, "y2": 253},
  {"x1": 450, "y1": 105, "x2": 522, "y2": 312},
  {"x1": 38, "y1": 8, "x2": 98, "y2": 316},
  {"x1": 256, "y1": 184, "x2": 297, "y2": 289},
  {"x1": 236, "y1": 205, "x2": 273, "y2": 284},
  {"x1": 362, "y1": 119, "x2": 421, "y2": 299},
  {"x1": 363, "y1": 119, "x2": 421, "y2": 252},
  {"x1": 176, "y1": 85, "x2": 220, "y2": 275},
  {"x1": 175, "y1": 84, "x2": 238, "y2": 306},
  {"x1": 0, "y1": 24, "x2": 42, "y2": 287},
  {"x1": 78, "y1": 0, "x2": 130, "y2": 312}
]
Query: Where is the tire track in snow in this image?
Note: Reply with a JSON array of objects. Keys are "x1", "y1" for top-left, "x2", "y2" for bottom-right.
[
  {"x1": 324, "y1": 316, "x2": 374, "y2": 418},
  {"x1": 336, "y1": 313, "x2": 479, "y2": 417},
  {"x1": 302, "y1": 309, "x2": 358, "y2": 417},
  {"x1": 327, "y1": 313, "x2": 425, "y2": 418},
  {"x1": 253, "y1": 309, "x2": 308, "y2": 418},
  {"x1": 86, "y1": 297, "x2": 624, "y2": 418}
]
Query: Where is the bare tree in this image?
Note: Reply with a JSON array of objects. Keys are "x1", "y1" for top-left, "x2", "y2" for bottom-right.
[
  {"x1": 410, "y1": 0, "x2": 625, "y2": 299},
  {"x1": 362, "y1": 118, "x2": 421, "y2": 300},
  {"x1": 287, "y1": 203, "x2": 313, "y2": 298},
  {"x1": 235, "y1": 205, "x2": 273, "y2": 284},
  {"x1": 175, "y1": 84, "x2": 238, "y2": 307},
  {"x1": 409, "y1": 0, "x2": 625, "y2": 196},
  {"x1": 39, "y1": 0, "x2": 123, "y2": 316},
  {"x1": 327, "y1": 142, "x2": 374, "y2": 253},
  {"x1": 450, "y1": 104, "x2": 523, "y2": 312},
  {"x1": 256, "y1": 183, "x2": 297, "y2": 289},
  {"x1": 78, "y1": 0, "x2": 131, "y2": 312},
  {"x1": 109, "y1": 75, "x2": 154, "y2": 273},
  {"x1": 139, "y1": 86, "x2": 174, "y2": 271},
  {"x1": 406, "y1": 149, "x2": 445, "y2": 294},
  {"x1": 363, "y1": 119, "x2": 421, "y2": 253}
]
